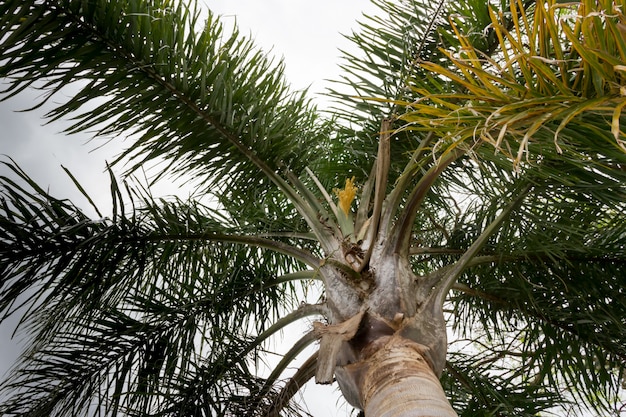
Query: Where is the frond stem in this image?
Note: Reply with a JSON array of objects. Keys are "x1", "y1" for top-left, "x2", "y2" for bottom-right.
[
  {"x1": 264, "y1": 351, "x2": 318, "y2": 417},
  {"x1": 432, "y1": 183, "x2": 532, "y2": 306},
  {"x1": 380, "y1": 131, "x2": 435, "y2": 238},
  {"x1": 357, "y1": 118, "x2": 391, "y2": 272},
  {"x1": 390, "y1": 148, "x2": 464, "y2": 257},
  {"x1": 254, "y1": 330, "x2": 318, "y2": 406},
  {"x1": 247, "y1": 303, "x2": 328, "y2": 355},
  {"x1": 136, "y1": 232, "x2": 320, "y2": 268}
]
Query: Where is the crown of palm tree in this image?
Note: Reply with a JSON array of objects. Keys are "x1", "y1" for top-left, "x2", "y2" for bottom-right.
[{"x1": 0, "y1": 0, "x2": 625, "y2": 416}]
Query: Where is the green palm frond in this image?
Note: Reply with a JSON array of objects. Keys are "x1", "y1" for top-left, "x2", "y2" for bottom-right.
[
  {"x1": 412, "y1": 153, "x2": 626, "y2": 413},
  {"x1": 331, "y1": 0, "x2": 448, "y2": 115},
  {"x1": 0, "y1": 160, "x2": 323, "y2": 416},
  {"x1": 444, "y1": 350, "x2": 561, "y2": 416},
  {"x1": 0, "y1": 0, "x2": 328, "y2": 213},
  {"x1": 322, "y1": 0, "x2": 529, "y2": 184},
  {"x1": 469, "y1": 191, "x2": 625, "y2": 390}
]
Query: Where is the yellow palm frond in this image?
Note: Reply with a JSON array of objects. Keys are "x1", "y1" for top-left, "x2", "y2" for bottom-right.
[{"x1": 401, "y1": 0, "x2": 626, "y2": 168}]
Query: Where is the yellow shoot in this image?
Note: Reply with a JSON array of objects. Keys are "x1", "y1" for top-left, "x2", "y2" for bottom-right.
[{"x1": 334, "y1": 177, "x2": 357, "y2": 216}]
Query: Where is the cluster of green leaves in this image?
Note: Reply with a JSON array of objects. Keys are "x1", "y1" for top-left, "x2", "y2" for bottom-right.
[
  {"x1": 324, "y1": 0, "x2": 459, "y2": 183},
  {"x1": 446, "y1": 180, "x2": 626, "y2": 413},
  {"x1": 444, "y1": 347, "x2": 562, "y2": 417}
]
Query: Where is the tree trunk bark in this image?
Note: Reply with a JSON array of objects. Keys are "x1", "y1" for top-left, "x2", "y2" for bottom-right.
[{"x1": 360, "y1": 336, "x2": 457, "y2": 417}]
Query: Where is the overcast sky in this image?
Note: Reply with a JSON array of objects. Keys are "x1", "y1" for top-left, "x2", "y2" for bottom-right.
[{"x1": 0, "y1": 1, "x2": 378, "y2": 416}]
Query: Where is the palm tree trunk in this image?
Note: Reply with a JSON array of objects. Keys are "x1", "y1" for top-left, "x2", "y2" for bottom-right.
[{"x1": 360, "y1": 336, "x2": 458, "y2": 417}]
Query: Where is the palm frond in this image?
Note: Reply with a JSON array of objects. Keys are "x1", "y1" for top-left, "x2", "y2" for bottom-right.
[
  {"x1": 320, "y1": 0, "x2": 459, "y2": 183},
  {"x1": 444, "y1": 349, "x2": 562, "y2": 416},
  {"x1": 0, "y1": 160, "x2": 324, "y2": 416},
  {"x1": 0, "y1": 0, "x2": 331, "y2": 224},
  {"x1": 437, "y1": 169, "x2": 626, "y2": 414}
]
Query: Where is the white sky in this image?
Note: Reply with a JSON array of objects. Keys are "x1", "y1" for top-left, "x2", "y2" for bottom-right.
[
  {"x1": 208, "y1": 0, "x2": 376, "y2": 96},
  {"x1": 0, "y1": 2, "x2": 377, "y2": 416}
]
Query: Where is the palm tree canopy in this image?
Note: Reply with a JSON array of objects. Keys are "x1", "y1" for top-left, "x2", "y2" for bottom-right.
[{"x1": 0, "y1": 0, "x2": 625, "y2": 416}]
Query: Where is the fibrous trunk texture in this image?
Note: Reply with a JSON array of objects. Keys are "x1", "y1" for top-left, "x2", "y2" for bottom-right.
[{"x1": 360, "y1": 336, "x2": 458, "y2": 417}]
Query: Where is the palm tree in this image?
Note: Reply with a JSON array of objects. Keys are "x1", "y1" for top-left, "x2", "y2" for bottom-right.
[{"x1": 0, "y1": 0, "x2": 625, "y2": 415}]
